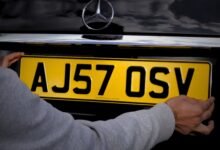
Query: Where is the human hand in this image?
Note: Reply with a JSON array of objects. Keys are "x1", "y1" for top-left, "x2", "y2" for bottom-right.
[
  {"x1": 166, "y1": 95, "x2": 215, "y2": 135},
  {"x1": 0, "y1": 52, "x2": 24, "y2": 67}
]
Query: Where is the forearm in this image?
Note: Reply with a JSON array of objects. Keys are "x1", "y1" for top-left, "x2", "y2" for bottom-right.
[
  {"x1": 79, "y1": 103, "x2": 175, "y2": 150},
  {"x1": 0, "y1": 68, "x2": 175, "y2": 150}
]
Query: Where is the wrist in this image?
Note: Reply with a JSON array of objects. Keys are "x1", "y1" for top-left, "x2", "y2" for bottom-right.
[{"x1": 165, "y1": 101, "x2": 177, "y2": 122}]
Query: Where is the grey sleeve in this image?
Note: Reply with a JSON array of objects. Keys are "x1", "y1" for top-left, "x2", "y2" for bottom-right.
[{"x1": 0, "y1": 68, "x2": 175, "y2": 150}]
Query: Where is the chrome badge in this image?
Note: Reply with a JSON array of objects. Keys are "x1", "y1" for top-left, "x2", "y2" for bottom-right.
[{"x1": 82, "y1": 0, "x2": 114, "y2": 30}]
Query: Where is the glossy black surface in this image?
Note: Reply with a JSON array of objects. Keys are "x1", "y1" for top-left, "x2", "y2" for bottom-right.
[{"x1": 0, "y1": 0, "x2": 220, "y2": 36}]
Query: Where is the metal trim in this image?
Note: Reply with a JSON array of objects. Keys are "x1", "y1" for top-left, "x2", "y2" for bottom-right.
[{"x1": 0, "y1": 33, "x2": 220, "y2": 48}]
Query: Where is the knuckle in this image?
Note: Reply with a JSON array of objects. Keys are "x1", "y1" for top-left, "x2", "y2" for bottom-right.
[
  {"x1": 196, "y1": 117, "x2": 202, "y2": 124},
  {"x1": 196, "y1": 107, "x2": 204, "y2": 115},
  {"x1": 192, "y1": 118, "x2": 201, "y2": 127},
  {"x1": 187, "y1": 117, "x2": 200, "y2": 126}
]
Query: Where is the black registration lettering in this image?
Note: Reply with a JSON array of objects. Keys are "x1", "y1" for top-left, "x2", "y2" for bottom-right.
[
  {"x1": 31, "y1": 62, "x2": 48, "y2": 92},
  {"x1": 126, "y1": 66, "x2": 146, "y2": 97},
  {"x1": 149, "y1": 67, "x2": 169, "y2": 98},
  {"x1": 175, "y1": 68, "x2": 194, "y2": 95},
  {"x1": 96, "y1": 65, "x2": 114, "y2": 95},
  {"x1": 52, "y1": 63, "x2": 70, "y2": 93},
  {"x1": 73, "y1": 64, "x2": 92, "y2": 94}
]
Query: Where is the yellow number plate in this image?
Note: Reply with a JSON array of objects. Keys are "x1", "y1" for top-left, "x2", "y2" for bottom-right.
[{"x1": 19, "y1": 55, "x2": 211, "y2": 105}]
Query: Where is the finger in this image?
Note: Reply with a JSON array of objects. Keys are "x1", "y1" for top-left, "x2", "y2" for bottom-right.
[
  {"x1": 6, "y1": 52, "x2": 24, "y2": 62},
  {"x1": 201, "y1": 101, "x2": 215, "y2": 121},
  {"x1": 8, "y1": 58, "x2": 20, "y2": 66},
  {"x1": 193, "y1": 120, "x2": 214, "y2": 135},
  {"x1": 201, "y1": 97, "x2": 215, "y2": 111},
  {"x1": 3, "y1": 52, "x2": 24, "y2": 67}
]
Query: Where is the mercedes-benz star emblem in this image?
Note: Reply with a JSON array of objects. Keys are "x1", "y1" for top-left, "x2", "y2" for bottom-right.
[{"x1": 82, "y1": 0, "x2": 114, "y2": 31}]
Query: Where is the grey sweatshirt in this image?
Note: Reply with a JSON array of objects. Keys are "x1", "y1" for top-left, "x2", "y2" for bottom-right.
[{"x1": 0, "y1": 68, "x2": 175, "y2": 150}]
